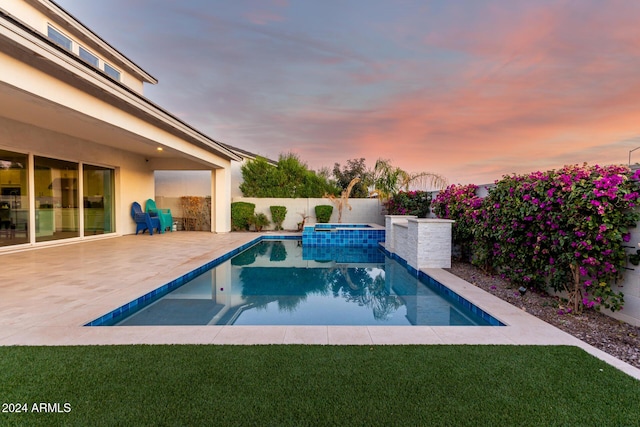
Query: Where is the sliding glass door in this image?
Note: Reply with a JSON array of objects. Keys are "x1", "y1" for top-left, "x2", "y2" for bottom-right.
[
  {"x1": 0, "y1": 149, "x2": 29, "y2": 246},
  {"x1": 83, "y1": 164, "x2": 115, "y2": 235},
  {"x1": 35, "y1": 156, "x2": 79, "y2": 242}
]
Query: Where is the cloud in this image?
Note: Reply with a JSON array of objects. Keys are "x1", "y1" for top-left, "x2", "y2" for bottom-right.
[{"x1": 56, "y1": 0, "x2": 640, "y2": 184}]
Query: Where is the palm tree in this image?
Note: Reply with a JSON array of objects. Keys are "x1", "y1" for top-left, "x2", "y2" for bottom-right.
[
  {"x1": 325, "y1": 177, "x2": 361, "y2": 222},
  {"x1": 371, "y1": 159, "x2": 447, "y2": 200},
  {"x1": 400, "y1": 171, "x2": 448, "y2": 192}
]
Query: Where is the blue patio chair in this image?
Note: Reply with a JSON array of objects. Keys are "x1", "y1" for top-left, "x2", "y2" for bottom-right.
[
  {"x1": 131, "y1": 201, "x2": 161, "y2": 235},
  {"x1": 146, "y1": 199, "x2": 173, "y2": 233}
]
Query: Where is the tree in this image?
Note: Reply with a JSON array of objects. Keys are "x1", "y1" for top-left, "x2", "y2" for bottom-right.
[
  {"x1": 325, "y1": 177, "x2": 360, "y2": 222},
  {"x1": 332, "y1": 158, "x2": 371, "y2": 198},
  {"x1": 239, "y1": 156, "x2": 278, "y2": 197},
  {"x1": 372, "y1": 158, "x2": 447, "y2": 200},
  {"x1": 240, "y1": 153, "x2": 339, "y2": 198}
]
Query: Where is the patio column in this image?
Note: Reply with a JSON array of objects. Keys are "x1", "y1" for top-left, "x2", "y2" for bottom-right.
[{"x1": 212, "y1": 167, "x2": 231, "y2": 233}]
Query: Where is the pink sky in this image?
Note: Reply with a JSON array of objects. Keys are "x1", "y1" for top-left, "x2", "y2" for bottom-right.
[{"x1": 57, "y1": 0, "x2": 640, "y2": 185}]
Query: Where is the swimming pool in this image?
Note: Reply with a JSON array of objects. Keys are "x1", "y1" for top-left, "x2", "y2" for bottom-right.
[{"x1": 87, "y1": 238, "x2": 504, "y2": 327}]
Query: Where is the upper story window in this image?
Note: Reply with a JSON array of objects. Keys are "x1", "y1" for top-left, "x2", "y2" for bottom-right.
[
  {"x1": 46, "y1": 24, "x2": 122, "y2": 82},
  {"x1": 79, "y1": 46, "x2": 99, "y2": 67},
  {"x1": 104, "y1": 63, "x2": 121, "y2": 81},
  {"x1": 47, "y1": 25, "x2": 72, "y2": 51}
]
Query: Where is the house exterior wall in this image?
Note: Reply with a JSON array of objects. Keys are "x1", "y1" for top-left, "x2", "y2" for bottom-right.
[
  {"x1": 0, "y1": 115, "x2": 154, "y2": 236},
  {"x1": 0, "y1": 49, "x2": 231, "y2": 171},
  {"x1": 0, "y1": 0, "x2": 237, "y2": 246},
  {"x1": 3, "y1": 0, "x2": 149, "y2": 93}
]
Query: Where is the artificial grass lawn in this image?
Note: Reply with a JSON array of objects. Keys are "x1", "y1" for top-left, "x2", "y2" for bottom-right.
[{"x1": 1, "y1": 345, "x2": 639, "y2": 426}]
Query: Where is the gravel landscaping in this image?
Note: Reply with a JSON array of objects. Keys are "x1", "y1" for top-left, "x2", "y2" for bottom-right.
[{"x1": 447, "y1": 260, "x2": 640, "y2": 370}]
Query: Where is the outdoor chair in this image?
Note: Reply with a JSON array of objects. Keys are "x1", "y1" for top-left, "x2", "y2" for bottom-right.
[
  {"x1": 131, "y1": 201, "x2": 161, "y2": 235},
  {"x1": 0, "y1": 202, "x2": 14, "y2": 239},
  {"x1": 146, "y1": 199, "x2": 173, "y2": 233}
]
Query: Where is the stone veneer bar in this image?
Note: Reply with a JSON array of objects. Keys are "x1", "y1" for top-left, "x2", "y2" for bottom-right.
[{"x1": 385, "y1": 216, "x2": 454, "y2": 269}]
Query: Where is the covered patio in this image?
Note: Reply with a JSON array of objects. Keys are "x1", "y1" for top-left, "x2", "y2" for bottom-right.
[{"x1": 0, "y1": 1, "x2": 240, "y2": 251}]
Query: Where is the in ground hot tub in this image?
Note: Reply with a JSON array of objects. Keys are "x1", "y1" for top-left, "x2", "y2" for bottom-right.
[{"x1": 302, "y1": 223, "x2": 385, "y2": 247}]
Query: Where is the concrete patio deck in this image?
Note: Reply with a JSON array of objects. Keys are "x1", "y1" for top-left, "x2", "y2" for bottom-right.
[{"x1": 1, "y1": 231, "x2": 638, "y2": 380}]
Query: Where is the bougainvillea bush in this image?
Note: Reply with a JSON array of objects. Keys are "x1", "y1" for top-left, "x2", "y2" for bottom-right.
[
  {"x1": 432, "y1": 184, "x2": 483, "y2": 260},
  {"x1": 385, "y1": 191, "x2": 431, "y2": 217},
  {"x1": 436, "y1": 164, "x2": 640, "y2": 313}
]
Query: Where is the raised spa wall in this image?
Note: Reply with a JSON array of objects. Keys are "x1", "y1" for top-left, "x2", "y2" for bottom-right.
[
  {"x1": 385, "y1": 215, "x2": 455, "y2": 270},
  {"x1": 302, "y1": 223, "x2": 385, "y2": 247}
]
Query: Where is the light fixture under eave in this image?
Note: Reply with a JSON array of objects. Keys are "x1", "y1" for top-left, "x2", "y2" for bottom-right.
[{"x1": 157, "y1": 147, "x2": 163, "y2": 152}]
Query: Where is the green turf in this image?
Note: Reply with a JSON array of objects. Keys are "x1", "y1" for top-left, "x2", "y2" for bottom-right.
[{"x1": 0, "y1": 345, "x2": 638, "y2": 426}]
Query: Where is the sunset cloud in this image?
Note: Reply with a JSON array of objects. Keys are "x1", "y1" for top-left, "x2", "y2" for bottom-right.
[{"x1": 57, "y1": 0, "x2": 640, "y2": 185}]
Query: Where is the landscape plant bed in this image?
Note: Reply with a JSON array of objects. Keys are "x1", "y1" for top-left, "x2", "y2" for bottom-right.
[{"x1": 448, "y1": 260, "x2": 640, "y2": 369}]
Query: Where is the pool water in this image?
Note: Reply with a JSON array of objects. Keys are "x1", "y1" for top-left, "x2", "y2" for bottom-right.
[
  {"x1": 313, "y1": 223, "x2": 372, "y2": 229},
  {"x1": 113, "y1": 240, "x2": 497, "y2": 327}
]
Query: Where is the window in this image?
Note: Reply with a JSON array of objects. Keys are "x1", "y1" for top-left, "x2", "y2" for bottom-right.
[
  {"x1": 47, "y1": 25, "x2": 72, "y2": 51},
  {"x1": 79, "y1": 46, "x2": 99, "y2": 67},
  {"x1": 104, "y1": 63, "x2": 121, "y2": 81}
]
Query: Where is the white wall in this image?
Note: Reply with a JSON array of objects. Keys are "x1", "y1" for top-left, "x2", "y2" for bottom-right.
[
  {"x1": 155, "y1": 171, "x2": 211, "y2": 197},
  {"x1": 154, "y1": 170, "x2": 211, "y2": 218},
  {"x1": 230, "y1": 160, "x2": 245, "y2": 199},
  {"x1": 232, "y1": 197, "x2": 385, "y2": 230},
  {"x1": 611, "y1": 224, "x2": 640, "y2": 326}
]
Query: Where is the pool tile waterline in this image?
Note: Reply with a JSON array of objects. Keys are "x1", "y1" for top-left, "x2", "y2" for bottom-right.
[{"x1": 302, "y1": 223, "x2": 385, "y2": 247}]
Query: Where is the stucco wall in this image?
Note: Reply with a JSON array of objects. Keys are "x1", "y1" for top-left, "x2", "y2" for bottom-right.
[
  {"x1": 230, "y1": 160, "x2": 244, "y2": 199},
  {"x1": 611, "y1": 225, "x2": 640, "y2": 326},
  {"x1": 232, "y1": 197, "x2": 385, "y2": 230},
  {"x1": 4, "y1": 0, "x2": 146, "y2": 93}
]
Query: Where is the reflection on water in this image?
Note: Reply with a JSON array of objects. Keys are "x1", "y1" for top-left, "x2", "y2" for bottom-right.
[
  {"x1": 239, "y1": 263, "x2": 402, "y2": 321},
  {"x1": 118, "y1": 240, "x2": 490, "y2": 326}
]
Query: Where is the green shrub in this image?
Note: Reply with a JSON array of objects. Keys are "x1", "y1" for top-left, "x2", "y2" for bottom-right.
[
  {"x1": 231, "y1": 202, "x2": 255, "y2": 231},
  {"x1": 249, "y1": 213, "x2": 270, "y2": 232},
  {"x1": 315, "y1": 205, "x2": 333, "y2": 223},
  {"x1": 270, "y1": 206, "x2": 287, "y2": 230}
]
